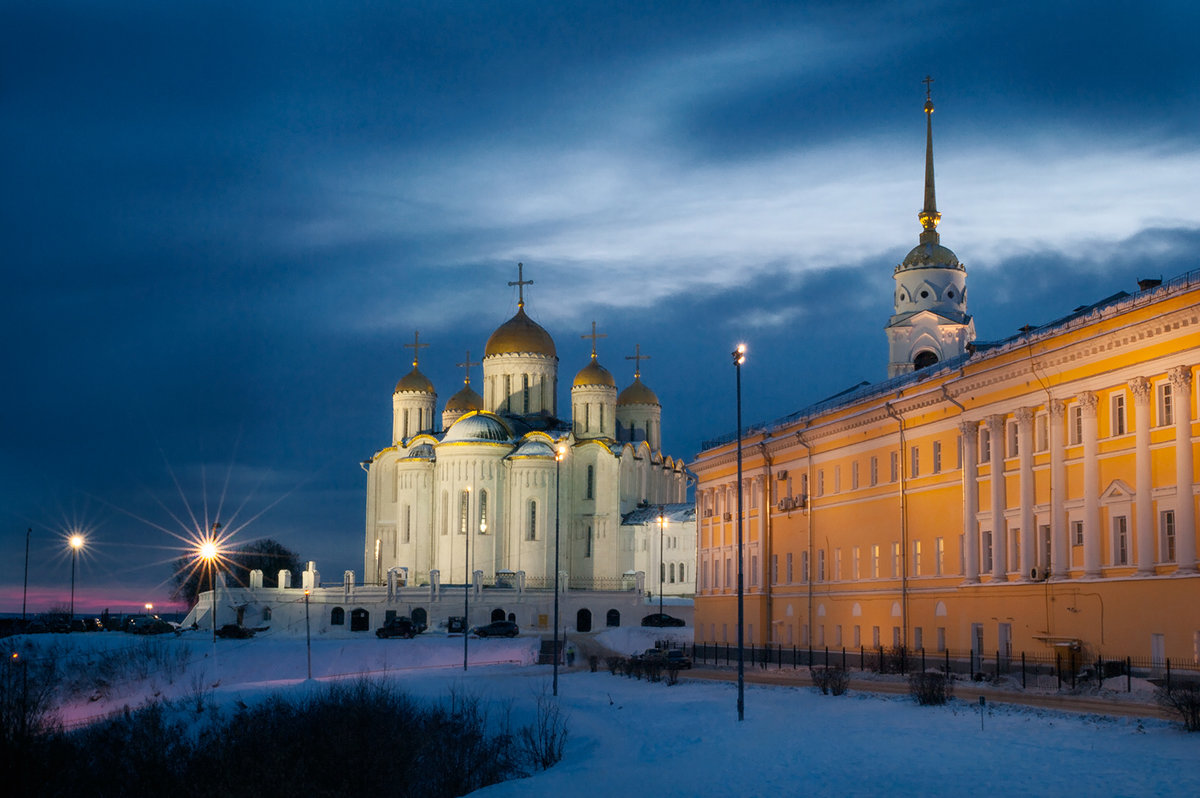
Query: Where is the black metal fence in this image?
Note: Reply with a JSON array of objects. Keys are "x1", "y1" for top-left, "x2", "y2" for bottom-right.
[{"x1": 686, "y1": 642, "x2": 1200, "y2": 691}]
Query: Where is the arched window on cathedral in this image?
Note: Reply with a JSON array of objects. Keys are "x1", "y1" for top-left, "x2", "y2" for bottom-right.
[
  {"x1": 585, "y1": 525, "x2": 593, "y2": 558},
  {"x1": 402, "y1": 505, "x2": 411, "y2": 544},
  {"x1": 330, "y1": 607, "x2": 345, "y2": 626},
  {"x1": 669, "y1": 563, "x2": 675, "y2": 583},
  {"x1": 403, "y1": 409, "x2": 410, "y2": 438},
  {"x1": 441, "y1": 491, "x2": 449, "y2": 535},
  {"x1": 527, "y1": 500, "x2": 537, "y2": 540},
  {"x1": 459, "y1": 489, "x2": 469, "y2": 535},
  {"x1": 914, "y1": 350, "x2": 939, "y2": 370},
  {"x1": 679, "y1": 562, "x2": 686, "y2": 583},
  {"x1": 586, "y1": 465, "x2": 594, "y2": 499},
  {"x1": 479, "y1": 490, "x2": 488, "y2": 533},
  {"x1": 599, "y1": 404, "x2": 605, "y2": 432},
  {"x1": 522, "y1": 374, "x2": 530, "y2": 413}
]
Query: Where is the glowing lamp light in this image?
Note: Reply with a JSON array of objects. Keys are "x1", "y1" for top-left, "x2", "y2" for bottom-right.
[
  {"x1": 199, "y1": 541, "x2": 218, "y2": 561},
  {"x1": 69, "y1": 534, "x2": 84, "y2": 550},
  {"x1": 145, "y1": 603, "x2": 153, "y2": 612},
  {"x1": 556, "y1": 444, "x2": 567, "y2": 461},
  {"x1": 734, "y1": 343, "x2": 747, "y2": 365}
]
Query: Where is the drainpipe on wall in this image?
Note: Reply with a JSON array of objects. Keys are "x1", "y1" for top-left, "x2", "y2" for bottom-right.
[
  {"x1": 795, "y1": 429, "x2": 814, "y2": 649},
  {"x1": 885, "y1": 401, "x2": 910, "y2": 651}
]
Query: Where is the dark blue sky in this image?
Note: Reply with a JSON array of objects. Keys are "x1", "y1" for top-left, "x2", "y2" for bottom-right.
[{"x1": 4, "y1": 0, "x2": 1200, "y2": 611}]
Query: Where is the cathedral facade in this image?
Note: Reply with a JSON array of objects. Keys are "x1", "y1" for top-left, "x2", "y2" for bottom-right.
[
  {"x1": 692, "y1": 88, "x2": 1200, "y2": 664},
  {"x1": 363, "y1": 276, "x2": 689, "y2": 590}
]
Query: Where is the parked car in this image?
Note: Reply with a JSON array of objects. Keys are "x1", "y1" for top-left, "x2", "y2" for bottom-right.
[
  {"x1": 215, "y1": 624, "x2": 255, "y2": 639},
  {"x1": 376, "y1": 617, "x2": 423, "y2": 639},
  {"x1": 125, "y1": 615, "x2": 175, "y2": 635},
  {"x1": 632, "y1": 647, "x2": 692, "y2": 668},
  {"x1": 640, "y1": 612, "x2": 686, "y2": 627},
  {"x1": 472, "y1": 620, "x2": 519, "y2": 638}
]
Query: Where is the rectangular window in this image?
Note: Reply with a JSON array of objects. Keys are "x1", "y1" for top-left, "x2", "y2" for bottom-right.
[
  {"x1": 834, "y1": 548, "x2": 842, "y2": 581},
  {"x1": 1036, "y1": 413, "x2": 1049, "y2": 452},
  {"x1": 817, "y1": 625, "x2": 825, "y2": 647},
  {"x1": 1010, "y1": 528, "x2": 1020, "y2": 573},
  {"x1": 935, "y1": 537, "x2": 944, "y2": 576},
  {"x1": 982, "y1": 530, "x2": 994, "y2": 572},
  {"x1": 872, "y1": 626, "x2": 880, "y2": 648},
  {"x1": 835, "y1": 625, "x2": 843, "y2": 647},
  {"x1": 771, "y1": 554, "x2": 778, "y2": 583},
  {"x1": 751, "y1": 555, "x2": 758, "y2": 586},
  {"x1": 528, "y1": 501, "x2": 538, "y2": 540},
  {"x1": 853, "y1": 625, "x2": 861, "y2": 648},
  {"x1": 936, "y1": 627, "x2": 946, "y2": 652},
  {"x1": 586, "y1": 465, "x2": 594, "y2": 499},
  {"x1": 1158, "y1": 382, "x2": 1174, "y2": 426},
  {"x1": 1113, "y1": 516, "x2": 1129, "y2": 565},
  {"x1": 933, "y1": 440, "x2": 942, "y2": 474},
  {"x1": 786, "y1": 552, "x2": 794, "y2": 583},
  {"x1": 893, "y1": 627, "x2": 901, "y2": 648},
  {"x1": 870, "y1": 545, "x2": 880, "y2": 578},
  {"x1": 870, "y1": 456, "x2": 879, "y2": 486},
  {"x1": 522, "y1": 374, "x2": 531, "y2": 413},
  {"x1": 585, "y1": 525, "x2": 593, "y2": 558},
  {"x1": 1040, "y1": 524, "x2": 1052, "y2": 571},
  {"x1": 1161, "y1": 510, "x2": 1177, "y2": 562},
  {"x1": 817, "y1": 550, "x2": 826, "y2": 582},
  {"x1": 910, "y1": 446, "x2": 919, "y2": 478},
  {"x1": 1111, "y1": 393, "x2": 1127, "y2": 437},
  {"x1": 891, "y1": 541, "x2": 900, "y2": 577},
  {"x1": 1072, "y1": 520, "x2": 1084, "y2": 547},
  {"x1": 801, "y1": 551, "x2": 810, "y2": 583},
  {"x1": 726, "y1": 558, "x2": 732, "y2": 587},
  {"x1": 403, "y1": 505, "x2": 412, "y2": 544},
  {"x1": 1007, "y1": 421, "x2": 1019, "y2": 457},
  {"x1": 1069, "y1": 405, "x2": 1083, "y2": 445},
  {"x1": 979, "y1": 427, "x2": 991, "y2": 462},
  {"x1": 834, "y1": 466, "x2": 841, "y2": 493},
  {"x1": 851, "y1": 461, "x2": 860, "y2": 490},
  {"x1": 890, "y1": 452, "x2": 899, "y2": 482},
  {"x1": 852, "y1": 546, "x2": 861, "y2": 580},
  {"x1": 801, "y1": 473, "x2": 809, "y2": 498},
  {"x1": 817, "y1": 470, "x2": 825, "y2": 497},
  {"x1": 914, "y1": 627, "x2": 923, "y2": 651},
  {"x1": 912, "y1": 540, "x2": 922, "y2": 576}
]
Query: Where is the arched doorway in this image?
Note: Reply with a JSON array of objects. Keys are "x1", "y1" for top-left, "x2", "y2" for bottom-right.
[
  {"x1": 491, "y1": 608, "x2": 506, "y2": 622},
  {"x1": 350, "y1": 608, "x2": 370, "y2": 632},
  {"x1": 330, "y1": 607, "x2": 345, "y2": 626},
  {"x1": 606, "y1": 609, "x2": 621, "y2": 627},
  {"x1": 411, "y1": 607, "x2": 427, "y2": 628},
  {"x1": 576, "y1": 608, "x2": 592, "y2": 633}
]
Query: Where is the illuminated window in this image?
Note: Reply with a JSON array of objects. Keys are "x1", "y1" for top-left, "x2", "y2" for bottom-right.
[
  {"x1": 459, "y1": 490, "x2": 469, "y2": 535},
  {"x1": 1072, "y1": 520, "x2": 1084, "y2": 546},
  {"x1": 1158, "y1": 382, "x2": 1174, "y2": 426},
  {"x1": 912, "y1": 540, "x2": 922, "y2": 576},
  {"x1": 979, "y1": 427, "x2": 991, "y2": 461},
  {"x1": 1069, "y1": 405, "x2": 1083, "y2": 445},
  {"x1": 1111, "y1": 393, "x2": 1127, "y2": 437},
  {"x1": 817, "y1": 550, "x2": 826, "y2": 581},
  {"x1": 935, "y1": 537, "x2": 944, "y2": 576},
  {"x1": 478, "y1": 491, "x2": 488, "y2": 532},
  {"x1": 1161, "y1": 510, "x2": 1177, "y2": 562},
  {"x1": 891, "y1": 542, "x2": 900, "y2": 577},
  {"x1": 982, "y1": 530, "x2": 993, "y2": 572},
  {"x1": 1112, "y1": 516, "x2": 1129, "y2": 565},
  {"x1": 932, "y1": 441, "x2": 942, "y2": 474},
  {"x1": 870, "y1": 545, "x2": 880, "y2": 578},
  {"x1": 1035, "y1": 413, "x2": 1049, "y2": 452}
]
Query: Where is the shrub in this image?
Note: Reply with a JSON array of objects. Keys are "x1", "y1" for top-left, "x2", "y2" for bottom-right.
[
  {"x1": 909, "y1": 671, "x2": 954, "y2": 705},
  {"x1": 605, "y1": 656, "x2": 624, "y2": 675},
  {"x1": 811, "y1": 666, "x2": 850, "y2": 696},
  {"x1": 519, "y1": 693, "x2": 568, "y2": 770},
  {"x1": 1157, "y1": 682, "x2": 1200, "y2": 732}
]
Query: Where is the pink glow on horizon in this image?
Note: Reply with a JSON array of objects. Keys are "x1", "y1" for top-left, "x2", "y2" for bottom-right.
[{"x1": 0, "y1": 584, "x2": 188, "y2": 616}]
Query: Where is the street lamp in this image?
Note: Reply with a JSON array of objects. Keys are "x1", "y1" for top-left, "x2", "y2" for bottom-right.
[
  {"x1": 304, "y1": 589, "x2": 312, "y2": 680},
  {"x1": 553, "y1": 443, "x2": 566, "y2": 697},
  {"x1": 68, "y1": 534, "x2": 84, "y2": 619},
  {"x1": 733, "y1": 342, "x2": 746, "y2": 722},
  {"x1": 145, "y1": 603, "x2": 153, "y2": 614},
  {"x1": 200, "y1": 523, "x2": 220, "y2": 643},
  {"x1": 657, "y1": 508, "x2": 667, "y2": 618}
]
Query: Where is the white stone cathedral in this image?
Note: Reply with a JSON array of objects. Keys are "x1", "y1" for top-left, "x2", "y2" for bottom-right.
[{"x1": 363, "y1": 268, "x2": 688, "y2": 588}]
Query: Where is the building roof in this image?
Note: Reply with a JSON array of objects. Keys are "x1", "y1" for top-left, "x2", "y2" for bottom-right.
[
  {"x1": 573, "y1": 356, "x2": 616, "y2": 388},
  {"x1": 617, "y1": 377, "x2": 660, "y2": 406},
  {"x1": 395, "y1": 366, "x2": 435, "y2": 394},
  {"x1": 484, "y1": 306, "x2": 557, "y2": 358}
]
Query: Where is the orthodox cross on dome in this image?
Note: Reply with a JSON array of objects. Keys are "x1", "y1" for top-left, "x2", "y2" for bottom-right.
[
  {"x1": 918, "y1": 74, "x2": 941, "y2": 244},
  {"x1": 456, "y1": 350, "x2": 480, "y2": 385},
  {"x1": 625, "y1": 343, "x2": 651, "y2": 379},
  {"x1": 404, "y1": 330, "x2": 429, "y2": 368},
  {"x1": 581, "y1": 321, "x2": 606, "y2": 359},
  {"x1": 508, "y1": 262, "x2": 534, "y2": 308}
]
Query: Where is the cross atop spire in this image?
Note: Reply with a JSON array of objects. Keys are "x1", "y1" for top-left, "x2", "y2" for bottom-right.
[
  {"x1": 456, "y1": 350, "x2": 480, "y2": 385},
  {"x1": 403, "y1": 330, "x2": 429, "y2": 368},
  {"x1": 625, "y1": 344, "x2": 650, "y2": 379},
  {"x1": 918, "y1": 75, "x2": 941, "y2": 245},
  {"x1": 508, "y1": 262, "x2": 533, "y2": 308},
  {"x1": 581, "y1": 321, "x2": 606, "y2": 359}
]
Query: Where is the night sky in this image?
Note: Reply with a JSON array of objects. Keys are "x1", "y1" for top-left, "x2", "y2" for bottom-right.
[{"x1": 5, "y1": 1, "x2": 1200, "y2": 613}]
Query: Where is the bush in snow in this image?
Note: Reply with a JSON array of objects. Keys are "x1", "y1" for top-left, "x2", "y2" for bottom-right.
[
  {"x1": 1156, "y1": 682, "x2": 1200, "y2": 732},
  {"x1": 811, "y1": 666, "x2": 850, "y2": 696},
  {"x1": 909, "y1": 671, "x2": 954, "y2": 706}
]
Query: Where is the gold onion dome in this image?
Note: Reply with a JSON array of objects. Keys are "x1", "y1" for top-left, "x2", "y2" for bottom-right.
[
  {"x1": 617, "y1": 377, "x2": 659, "y2": 406},
  {"x1": 395, "y1": 366, "x2": 434, "y2": 394},
  {"x1": 573, "y1": 357, "x2": 616, "y2": 388},
  {"x1": 445, "y1": 384, "x2": 483, "y2": 412},
  {"x1": 484, "y1": 307, "x2": 557, "y2": 358}
]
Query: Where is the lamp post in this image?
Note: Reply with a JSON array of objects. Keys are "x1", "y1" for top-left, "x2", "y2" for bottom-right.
[
  {"x1": 553, "y1": 443, "x2": 566, "y2": 697},
  {"x1": 733, "y1": 342, "x2": 746, "y2": 722},
  {"x1": 200, "y1": 522, "x2": 220, "y2": 643},
  {"x1": 657, "y1": 508, "x2": 666, "y2": 618},
  {"x1": 304, "y1": 589, "x2": 312, "y2": 680},
  {"x1": 464, "y1": 485, "x2": 471, "y2": 672},
  {"x1": 68, "y1": 534, "x2": 84, "y2": 619}
]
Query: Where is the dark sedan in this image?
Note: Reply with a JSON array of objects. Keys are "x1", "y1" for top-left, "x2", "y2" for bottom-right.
[
  {"x1": 640, "y1": 613, "x2": 686, "y2": 627},
  {"x1": 472, "y1": 620, "x2": 519, "y2": 638}
]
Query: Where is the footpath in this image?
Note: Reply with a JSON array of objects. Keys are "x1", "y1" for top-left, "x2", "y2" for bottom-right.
[{"x1": 687, "y1": 665, "x2": 1174, "y2": 720}]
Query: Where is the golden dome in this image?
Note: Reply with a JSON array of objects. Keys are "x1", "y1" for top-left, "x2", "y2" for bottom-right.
[
  {"x1": 395, "y1": 366, "x2": 434, "y2": 394},
  {"x1": 445, "y1": 384, "x2": 483, "y2": 413},
  {"x1": 573, "y1": 357, "x2": 616, "y2": 388},
  {"x1": 617, "y1": 377, "x2": 659, "y2": 406},
  {"x1": 485, "y1": 307, "x2": 556, "y2": 358},
  {"x1": 897, "y1": 241, "x2": 963, "y2": 272}
]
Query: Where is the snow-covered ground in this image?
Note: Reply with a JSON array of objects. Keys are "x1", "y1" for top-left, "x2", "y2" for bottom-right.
[{"x1": 10, "y1": 629, "x2": 1198, "y2": 796}]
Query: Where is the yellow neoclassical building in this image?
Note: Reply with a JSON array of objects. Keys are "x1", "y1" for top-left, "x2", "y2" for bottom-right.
[{"x1": 691, "y1": 89, "x2": 1200, "y2": 666}]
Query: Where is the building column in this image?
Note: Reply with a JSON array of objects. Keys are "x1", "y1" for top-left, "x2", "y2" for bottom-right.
[
  {"x1": 959, "y1": 419, "x2": 979, "y2": 583},
  {"x1": 1080, "y1": 391, "x2": 1102, "y2": 577},
  {"x1": 987, "y1": 414, "x2": 1007, "y2": 580},
  {"x1": 1170, "y1": 366, "x2": 1197, "y2": 573},
  {"x1": 1049, "y1": 400, "x2": 1069, "y2": 578},
  {"x1": 1016, "y1": 407, "x2": 1035, "y2": 580},
  {"x1": 1130, "y1": 377, "x2": 1155, "y2": 575}
]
